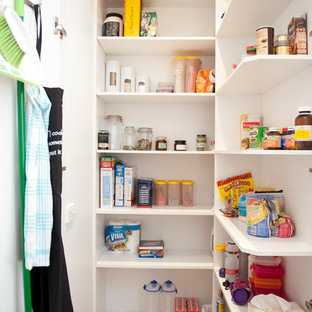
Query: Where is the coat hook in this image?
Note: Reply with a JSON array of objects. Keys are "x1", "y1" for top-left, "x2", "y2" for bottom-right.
[{"x1": 53, "y1": 16, "x2": 67, "y2": 39}]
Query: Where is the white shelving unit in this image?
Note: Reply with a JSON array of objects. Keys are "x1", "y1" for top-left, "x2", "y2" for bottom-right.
[
  {"x1": 97, "y1": 150, "x2": 215, "y2": 155},
  {"x1": 216, "y1": 150, "x2": 312, "y2": 156}
]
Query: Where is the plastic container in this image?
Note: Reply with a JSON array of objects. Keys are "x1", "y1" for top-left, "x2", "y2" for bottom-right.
[
  {"x1": 252, "y1": 264, "x2": 284, "y2": 279},
  {"x1": 185, "y1": 57, "x2": 201, "y2": 93},
  {"x1": 168, "y1": 180, "x2": 181, "y2": 206},
  {"x1": 136, "y1": 75, "x2": 151, "y2": 92},
  {"x1": 295, "y1": 106, "x2": 312, "y2": 150},
  {"x1": 123, "y1": 126, "x2": 136, "y2": 150},
  {"x1": 181, "y1": 180, "x2": 194, "y2": 206},
  {"x1": 252, "y1": 271, "x2": 282, "y2": 290},
  {"x1": 105, "y1": 60, "x2": 120, "y2": 92},
  {"x1": 224, "y1": 240, "x2": 240, "y2": 282},
  {"x1": 102, "y1": 13, "x2": 123, "y2": 37},
  {"x1": 264, "y1": 127, "x2": 281, "y2": 150},
  {"x1": 155, "y1": 180, "x2": 167, "y2": 206},
  {"x1": 143, "y1": 280, "x2": 161, "y2": 312},
  {"x1": 137, "y1": 127, "x2": 153, "y2": 150},
  {"x1": 106, "y1": 115, "x2": 123, "y2": 150},
  {"x1": 121, "y1": 67, "x2": 135, "y2": 92},
  {"x1": 172, "y1": 56, "x2": 186, "y2": 93},
  {"x1": 161, "y1": 280, "x2": 177, "y2": 312},
  {"x1": 248, "y1": 255, "x2": 281, "y2": 282}
]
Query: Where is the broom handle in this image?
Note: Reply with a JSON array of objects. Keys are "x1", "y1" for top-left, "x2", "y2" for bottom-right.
[{"x1": 15, "y1": 0, "x2": 33, "y2": 311}]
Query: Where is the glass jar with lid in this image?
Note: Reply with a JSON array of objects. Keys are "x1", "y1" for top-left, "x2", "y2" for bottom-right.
[
  {"x1": 137, "y1": 127, "x2": 153, "y2": 150},
  {"x1": 106, "y1": 115, "x2": 123, "y2": 150},
  {"x1": 123, "y1": 126, "x2": 136, "y2": 150},
  {"x1": 155, "y1": 136, "x2": 168, "y2": 151},
  {"x1": 295, "y1": 106, "x2": 312, "y2": 150}
]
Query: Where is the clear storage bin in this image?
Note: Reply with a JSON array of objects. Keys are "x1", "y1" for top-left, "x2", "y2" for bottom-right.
[
  {"x1": 172, "y1": 56, "x2": 186, "y2": 93},
  {"x1": 185, "y1": 57, "x2": 201, "y2": 93},
  {"x1": 137, "y1": 127, "x2": 153, "y2": 150},
  {"x1": 106, "y1": 115, "x2": 123, "y2": 150},
  {"x1": 181, "y1": 180, "x2": 194, "y2": 206},
  {"x1": 123, "y1": 126, "x2": 136, "y2": 150},
  {"x1": 168, "y1": 180, "x2": 181, "y2": 206},
  {"x1": 155, "y1": 180, "x2": 167, "y2": 206}
]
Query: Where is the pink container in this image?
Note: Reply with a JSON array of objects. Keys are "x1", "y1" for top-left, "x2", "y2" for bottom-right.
[
  {"x1": 155, "y1": 180, "x2": 167, "y2": 206},
  {"x1": 252, "y1": 264, "x2": 284, "y2": 279},
  {"x1": 185, "y1": 57, "x2": 201, "y2": 93},
  {"x1": 181, "y1": 180, "x2": 194, "y2": 206}
]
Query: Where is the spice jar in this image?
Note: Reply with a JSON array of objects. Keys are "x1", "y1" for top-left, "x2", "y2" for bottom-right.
[
  {"x1": 264, "y1": 127, "x2": 281, "y2": 150},
  {"x1": 174, "y1": 140, "x2": 187, "y2": 151},
  {"x1": 106, "y1": 115, "x2": 123, "y2": 150},
  {"x1": 123, "y1": 126, "x2": 136, "y2": 150},
  {"x1": 155, "y1": 136, "x2": 167, "y2": 151},
  {"x1": 274, "y1": 34, "x2": 292, "y2": 55},
  {"x1": 284, "y1": 127, "x2": 295, "y2": 150},
  {"x1": 172, "y1": 57, "x2": 186, "y2": 93},
  {"x1": 121, "y1": 67, "x2": 135, "y2": 92},
  {"x1": 155, "y1": 180, "x2": 167, "y2": 206},
  {"x1": 185, "y1": 57, "x2": 201, "y2": 93},
  {"x1": 196, "y1": 135, "x2": 207, "y2": 151},
  {"x1": 168, "y1": 180, "x2": 181, "y2": 206},
  {"x1": 295, "y1": 106, "x2": 312, "y2": 150},
  {"x1": 102, "y1": 13, "x2": 123, "y2": 37},
  {"x1": 137, "y1": 127, "x2": 153, "y2": 150},
  {"x1": 181, "y1": 180, "x2": 194, "y2": 207},
  {"x1": 98, "y1": 130, "x2": 110, "y2": 150}
]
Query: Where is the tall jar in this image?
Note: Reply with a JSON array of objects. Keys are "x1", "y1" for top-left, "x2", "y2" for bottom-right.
[
  {"x1": 295, "y1": 106, "x2": 312, "y2": 150},
  {"x1": 181, "y1": 180, "x2": 194, "y2": 206},
  {"x1": 123, "y1": 126, "x2": 136, "y2": 150},
  {"x1": 185, "y1": 57, "x2": 201, "y2": 93},
  {"x1": 137, "y1": 127, "x2": 153, "y2": 150},
  {"x1": 168, "y1": 180, "x2": 181, "y2": 206},
  {"x1": 106, "y1": 115, "x2": 123, "y2": 150},
  {"x1": 172, "y1": 57, "x2": 186, "y2": 93},
  {"x1": 155, "y1": 180, "x2": 167, "y2": 206}
]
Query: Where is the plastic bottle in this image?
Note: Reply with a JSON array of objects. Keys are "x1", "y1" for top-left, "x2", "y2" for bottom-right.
[
  {"x1": 161, "y1": 280, "x2": 177, "y2": 312},
  {"x1": 216, "y1": 290, "x2": 225, "y2": 312},
  {"x1": 224, "y1": 240, "x2": 240, "y2": 282},
  {"x1": 143, "y1": 280, "x2": 161, "y2": 312}
]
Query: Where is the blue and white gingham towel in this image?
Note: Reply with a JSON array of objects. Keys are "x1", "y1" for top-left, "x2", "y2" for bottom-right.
[{"x1": 24, "y1": 85, "x2": 53, "y2": 270}]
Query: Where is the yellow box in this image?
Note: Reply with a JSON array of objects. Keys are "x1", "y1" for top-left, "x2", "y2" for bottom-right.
[{"x1": 124, "y1": 0, "x2": 141, "y2": 37}]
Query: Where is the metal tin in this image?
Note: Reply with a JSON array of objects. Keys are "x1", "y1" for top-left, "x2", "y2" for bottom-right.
[
  {"x1": 256, "y1": 26, "x2": 274, "y2": 55},
  {"x1": 249, "y1": 127, "x2": 268, "y2": 149},
  {"x1": 98, "y1": 130, "x2": 109, "y2": 150}
]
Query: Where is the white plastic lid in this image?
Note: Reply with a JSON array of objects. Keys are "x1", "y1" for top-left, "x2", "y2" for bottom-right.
[
  {"x1": 161, "y1": 280, "x2": 178, "y2": 293},
  {"x1": 298, "y1": 106, "x2": 312, "y2": 113}
]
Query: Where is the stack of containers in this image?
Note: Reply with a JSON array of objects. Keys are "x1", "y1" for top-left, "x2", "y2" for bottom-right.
[{"x1": 248, "y1": 255, "x2": 287, "y2": 299}]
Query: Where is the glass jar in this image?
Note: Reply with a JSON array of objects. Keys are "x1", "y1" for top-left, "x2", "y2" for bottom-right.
[
  {"x1": 98, "y1": 130, "x2": 110, "y2": 150},
  {"x1": 284, "y1": 127, "x2": 295, "y2": 150},
  {"x1": 168, "y1": 180, "x2": 181, "y2": 206},
  {"x1": 185, "y1": 57, "x2": 201, "y2": 93},
  {"x1": 196, "y1": 134, "x2": 207, "y2": 151},
  {"x1": 122, "y1": 126, "x2": 136, "y2": 150},
  {"x1": 174, "y1": 140, "x2": 187, "y2": 151},
  {"x1": 137, "y1": 127, "x2": 153, "y2": 150},
  {"x1": 172, "y1": 56, "x2": 186, "y2": 93},
  {"x1": 274, "y1": 34, "x2": 292, "y2": 55},
  {"x1": 155, "y1": 180, "x2": 167, "y2": 206},
  {"x1": 106, "y1": 115, "x2": 123, "y2": 150},
  {"x1": 264, "y1": 127, "x2": 281, "y2": 150},
  {"x1": 155, "y1": 136, "x2": 167, "y2": 151},
  {"x1": 181, "y1": 180, "x2": 194, "y2": 207},
  {"x1": 295, "y1": 106, "x2": 312, "y2": 150}
]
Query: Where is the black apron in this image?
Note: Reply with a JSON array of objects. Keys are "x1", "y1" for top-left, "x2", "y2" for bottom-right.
[{"x1": 31, "y1": 87, "x2": 73, "y2": 312}]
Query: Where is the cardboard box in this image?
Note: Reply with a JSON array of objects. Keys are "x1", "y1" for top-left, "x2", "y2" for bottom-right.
[
  {"x1": 100, "y1": 157, "x2": 115, "y2": 208},
  {"x1": 124, "y1": 167, "x2": 136, "y2": 207},
  {"x1": 115, "y1": 164, "x2": 125, "y2": 207},
  {"x1": 288, "y1": 14, "x2": 307, "y2": 55},
  {"x1": 240, "y1": 114, "x2": 261, "y2": 150},
  {"x1": 124, "y1": 0, "x2": 141, "y2": 37},
  {"x1": 138, "y1": 240, "x2": 164, "y2": 258},
  {"x1": 140, "y1": 10, "x2": 157, "y2": 37}
]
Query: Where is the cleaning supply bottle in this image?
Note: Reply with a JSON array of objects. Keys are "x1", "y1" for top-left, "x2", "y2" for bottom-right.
[
  {"x1": 216, "y1": 290, "x2": 225, "y2": 312},
  {"x1": 161, "y1": 280, "x2": 178, "y2": 312},
  {"x1": 143, "y1": 280, "x2": 161, "y2": 312}
]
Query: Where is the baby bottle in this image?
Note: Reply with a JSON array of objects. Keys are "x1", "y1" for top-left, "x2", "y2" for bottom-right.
[
  {"x1": 161, "y1": 280, "x2": 178, "y2": 312},
  {"x1": 143, "y1": 280, "x2": 161, "y2": 312}
]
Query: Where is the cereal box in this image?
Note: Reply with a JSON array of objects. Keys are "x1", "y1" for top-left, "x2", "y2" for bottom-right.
[
  {"x1": 140, "y1": 10, "x2": 157, "y2": 37},
  {"x1": 115, "y1": 164, "x2": 125, "y2": 207},
  {"x1": 240, "y1": 114, "x2": 261, "y2": 150},
  {"x1": 124, "y1": 167, "x2": 136, "y2": 207},
  {"x1": 100, "y1": 157, "x2": 115, "y2": 208}
]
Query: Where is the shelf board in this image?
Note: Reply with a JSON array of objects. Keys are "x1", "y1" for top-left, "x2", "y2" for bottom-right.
[
  {"x1": 216, "y1": 150, "x2": 312, "y2": 156},
  {"x1": 97, "y1": 36, "x2": 215, "y2": 56},
  {"x1": 96, "y1": 92, "x2": 215, "y2": 105},
  {"x1": 217, "y1": 0, "x2": 292, "y2": 37},
  {"x1": 217, "y1": 55, "x2": 312, "y2": 95},
  {"x1": 96, "y1": 204, "x2": 214, "y2": 216},
  {"x1": 97, "y1": 149, "x2": 214, "y2": 155},
  {"x1": 97, "y1": 249, "x2": 213, "y2": 269},
  {"x1": 214, "y1": 267, "x2": 248, "y2": 312},
  {"x1": 215, "y1": 210, "x2": 312, "y2": 256}
]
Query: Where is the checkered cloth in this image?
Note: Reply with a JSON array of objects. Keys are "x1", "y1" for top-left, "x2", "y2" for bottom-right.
[{"x1": 24, "y1": 85, "x2": 53, "y2": 270}]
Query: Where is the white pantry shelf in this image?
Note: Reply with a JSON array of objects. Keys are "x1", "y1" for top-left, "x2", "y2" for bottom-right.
[
  {"x1": 97, "y1": 150, "x2": 214, "y2": 155},
  {"x1": 96, "y1": 204, "x2": 214, "y2": 216},
  {"x1": 215, "y1": 210, "x2": 312, "y2": 257},
  {"x1": 214, "y1": 267, "x2": 249, "y2": 312},
  {"x1": 217, "y1": 0, "x2": 292, "y2": 37},
  {"x1": 97, "y1": 36, "x2": 215, "y2": 56},
  {"x1": 217, "y1": 55, "x2": 312, "y2": 95},
  {"x1": 96, "y1": 92, "x2": 215, "y2": 105},
  {"x1": 216, "y1": 150, "x2": 312, "y2": 156},
  {"x1": 97, "y1": 250, "x2": 213, "y2": 269}
]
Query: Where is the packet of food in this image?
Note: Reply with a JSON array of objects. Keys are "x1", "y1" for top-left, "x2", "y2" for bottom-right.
[
  {"x1": 196, "y1": 69, "x2": 215, "y2": 93},
  {"x1": 272, "y1": 212, "x2": 295, "y2": 238}
]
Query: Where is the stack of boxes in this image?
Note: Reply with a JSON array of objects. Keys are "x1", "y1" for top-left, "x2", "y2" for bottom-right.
[{"x1": 175, "y1": 297, "x2": 200, "y2": 312}]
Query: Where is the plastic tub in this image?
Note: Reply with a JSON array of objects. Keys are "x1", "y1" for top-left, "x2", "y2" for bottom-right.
[
  {"x1": 249, "y1": 255, "x2": 281, "y2": 266},
  {"x1": 181, "y1": 180, "x2": 194, "y2": 206},
  {"x1": 168, "y1": 180, "x2": 181, "y2": 206},
  {"x1": 252, "y1": 271, "x2": 282, "y2": 290},
  {"x1": 155, "y1": 180, "x2": 167, "y2": 206},
  {"x1": 185, "y1": 57, "x2": 201, "y2": 93},
  {"x1": 252, "y1": 264, "x2": 284, "y2": 279},
  {"x1": 172, "y1": 57, "x2": 186, "y2": 93}
]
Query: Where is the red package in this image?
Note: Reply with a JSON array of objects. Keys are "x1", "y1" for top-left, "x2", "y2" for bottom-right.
[
  {"x1": 272, "y1": 212, "x2": 295, "y2": 238},
  {"x1": 175, "y1": 297, "x2": 187, "y2": 312}
]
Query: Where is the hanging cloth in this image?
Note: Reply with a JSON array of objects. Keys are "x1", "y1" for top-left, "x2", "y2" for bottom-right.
[
  {"x1": 34, "y1": 4, "x2": 42, "y2": 58},
  {"x1": 31, "y1": 87, "x2": 73, "y2": 312},
  {"x1": 24, "y1": 85, "x2": 53, "y2": 270}
]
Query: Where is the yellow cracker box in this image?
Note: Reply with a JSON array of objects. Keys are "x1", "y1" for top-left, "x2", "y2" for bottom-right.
[{"x1": 124, "y1": 0, "x2": 141, "y2": 37}]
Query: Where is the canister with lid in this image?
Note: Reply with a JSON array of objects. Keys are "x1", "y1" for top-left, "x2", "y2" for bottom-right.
[
  {"x1": 181, "y1": 180, "x2": 194, "y2": 206},
  {"x1": 137, "y1": 127, "x2": 153, "y2": 150},
  {"x1": 168, "y1": 180, "x2": 181, "y2": 206},
  {"x1": 185, "y1": 57, "x2": 201, "y2": 93},
  {"x1": 123, "y1": 126, "x2": 137, "y2": 150},
  {"x1": 256, "y1": 26, "x2": 274, "y2": 55},
  {"x1": 274, "y1": 34, "x2": 292, "y2": 55},
  {"x1": 172, "y1": 57, "x2": 186, "y2": 93},
  {"x1": 105, "y1": 60, "x2": 121, "y2": 92},
  {"x1": 295, "y1": 106, "x2": 312, "y2": 150},
  {"x1": 174, "y1": 140, "x2": 187, "y2": 151},
  {"x1": 121, "y1": 67, "x2": 135, "y2": 92},
  {"x1": 102, "y1": 13, "x2": 123, "y2": 37},
  {"x1": 264, "y1": 127, "x2": 281, "y2": 150},
  {"x1": 155, "y1": 180, "x2": 167, "y2": 206},
  {"x1": 136, "y1": 75, "x2": 151, "y2": 92},
  {"x1": 155, "y1": 136, "x2": 167, "y2": 151},
  {"x1": 106, "y1": 115, "x2": 123, "y2": 150},
  {"x1": 98, "y1": 130, "x2": 110, "y2": 150},
  {"x1": 196, "y1": 134, "x2": 207, "y2": 151}
]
